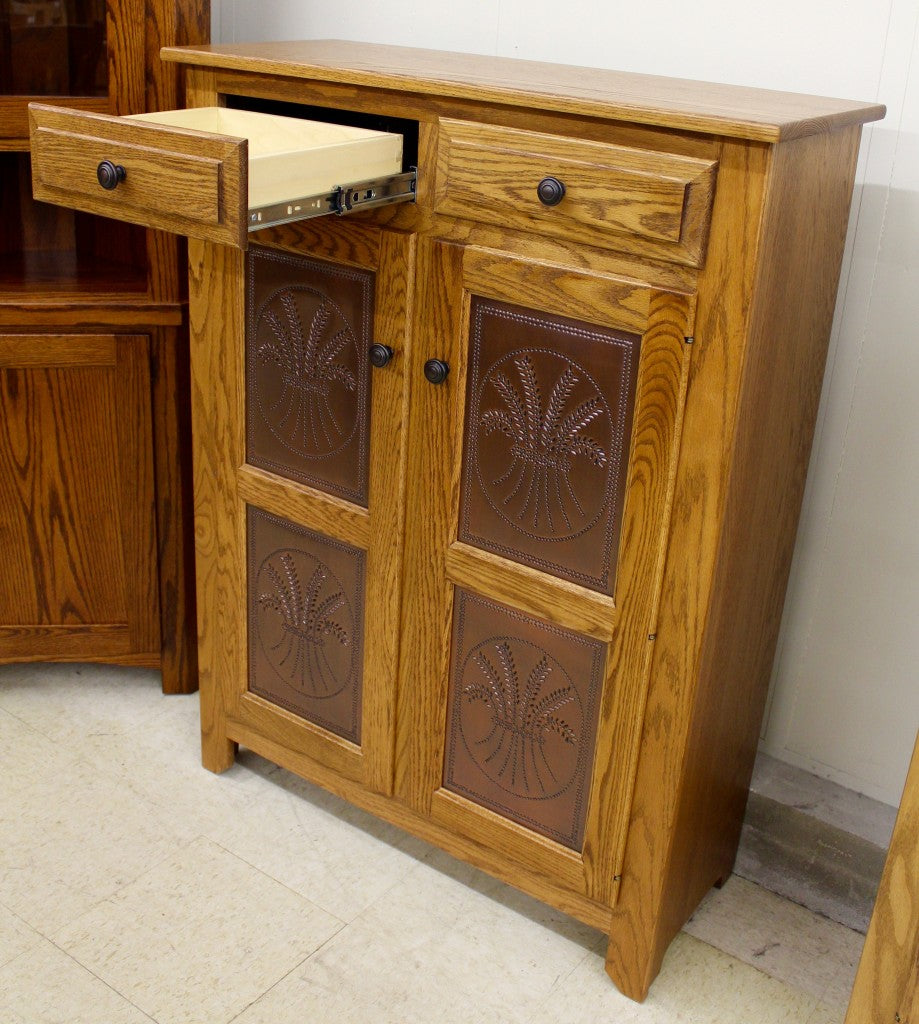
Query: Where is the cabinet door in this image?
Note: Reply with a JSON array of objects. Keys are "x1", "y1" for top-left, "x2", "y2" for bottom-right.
[
  {"x1": 191, "y1": 224, "x2": 412, "y2": 795},
  {"x1": 0, "y1": 332, "x2": 159, "y2": 661},
  {"x1": 397, "y1": 243, "x2": 693, "y2": 911}
]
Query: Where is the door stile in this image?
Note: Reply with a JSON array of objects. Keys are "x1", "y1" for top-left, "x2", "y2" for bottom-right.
[
  {"x1": 188, "y1": 238, "x2": 247, "y2": 773},
  {"x1": 581, "y1": 289, "x2": 695, "y2": 904},
  {"x1": 394, "y1": 237, "x2": 468, "y2": 813}
]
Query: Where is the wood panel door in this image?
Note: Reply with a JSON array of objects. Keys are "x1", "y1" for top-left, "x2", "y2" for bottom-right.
[
  {"x1": 0, "y1": 332, "x2": 159, "y2": 662},
  {"x1": 396, "y1": 242, "x2": 694, "y2": 910},
  {"x1": 190, "y1": 222, "x2": 413, "y2": 796}
]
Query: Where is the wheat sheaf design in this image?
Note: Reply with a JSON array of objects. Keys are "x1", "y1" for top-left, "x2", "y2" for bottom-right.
[
  {"x1": 459, "y1": 637, "x2": 581, "y2": 800},
  {"x1": 256, "y1": 548, "x2": 353, "y2": 699},
  {"x1": 256, "y1": 287, "x2": 358, "y2": 459},
  {"x1": 478, "y1": 352, "x2": 610, "y2": 539}
]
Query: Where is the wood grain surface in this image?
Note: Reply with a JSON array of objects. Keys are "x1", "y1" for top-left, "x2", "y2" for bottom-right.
[
  {"x1": 435, "y1": 119, "x2": 715, "y2": 263},
  {"x1": 846, "y1": 732, "x2": 919, "y2": 1024},
  {"x1": 29, "y1": 104, "x2": 247, "y2": 249},
  {"x1": 188, "y1": 239, "x2": 245, "y2": 770},
  {"x1": 159, "y1": 39, "x2": 885, "y2": 142},
  {"x1": 1, "y1": 0, "x2": 208, "y2": 685},
  {"x1": 0, "y1": 334, "x2": 159, "y2": 664},
  {"x1": 605, "y1": 125, "x2": 864, "y2": 1000}
]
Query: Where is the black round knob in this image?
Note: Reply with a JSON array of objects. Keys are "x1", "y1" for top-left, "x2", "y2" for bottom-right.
[
  {"x1": 369, "y1": 344, "x2": 394, "y2": 368},
  {"x1": 97, "y1": 160, "x2": 126, "y2": 191},
  {"x1": 423, "y1": 358, "x2": 449, "y2": 385},
  {"x1": 536, "y1": 176, "x2": 566, "y2": 207}
]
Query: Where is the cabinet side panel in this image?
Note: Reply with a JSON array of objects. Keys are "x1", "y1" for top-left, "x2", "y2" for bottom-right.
[
  {"x1": 114, "y1": 334, "x2": 161, "y2": 657},
  {"x1": 607, "y1": 127, "x2": 863, "y2": 999},
  {"x1": 670, "y1": 125, "x2": 864, "y2": 915},
  {"x1": 605, "y1": 137, "x2": 769, "y2": 998},
  {"x1": 150, "y1": 325, "x2": 199, "y2": 693}
]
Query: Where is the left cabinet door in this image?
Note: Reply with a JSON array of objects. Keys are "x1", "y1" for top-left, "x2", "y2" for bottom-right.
[
  {"x1": 190, "y1": 223, "x2": 413, "y2": 797},
  {"x1": 0, "y1": 332, "x2": 160, "y2": 662}
]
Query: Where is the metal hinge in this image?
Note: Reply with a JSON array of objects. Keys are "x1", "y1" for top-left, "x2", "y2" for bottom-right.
[{"x1": 248, "y1": 169, "x2": 417, "y2": 232}]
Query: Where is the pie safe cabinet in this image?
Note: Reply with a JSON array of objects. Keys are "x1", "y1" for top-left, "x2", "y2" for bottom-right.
[{"x1": 28, "y1": 41, "x2": 885, "y2": 1000}]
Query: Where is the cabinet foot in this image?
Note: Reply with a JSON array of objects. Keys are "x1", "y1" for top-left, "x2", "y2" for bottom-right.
[
  {"x1": 201, "y1": 733, "x2": 237, "y2": 774},
  {"x1": 603, "y1": 940, "x2": 659, "y2": 1004}
]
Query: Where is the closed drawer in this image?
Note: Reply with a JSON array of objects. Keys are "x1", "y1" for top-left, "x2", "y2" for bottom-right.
[
  {"x1": 29, "y1": 105, "x2": 404, "y2": 249},
  {"x1": 434, "y1": 119, "x2": 716, "y2": 266}
]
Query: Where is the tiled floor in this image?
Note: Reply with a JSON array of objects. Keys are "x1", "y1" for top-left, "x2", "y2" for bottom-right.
[{"x1": 0, "y1": 663, "x2": 864, "y2": 1023}]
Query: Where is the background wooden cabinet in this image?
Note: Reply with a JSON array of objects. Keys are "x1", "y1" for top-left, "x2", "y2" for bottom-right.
[
  {"x1": 0, "y1": 332, "x2": 158, "y2": 660},
  {"x1": 0, "y1": 0, "x2": 208, "y2": 690}
]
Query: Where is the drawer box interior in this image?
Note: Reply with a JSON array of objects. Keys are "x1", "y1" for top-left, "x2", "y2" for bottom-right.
[{"x1": 129, "y1": 107, "x2": 403, "y2": 209}]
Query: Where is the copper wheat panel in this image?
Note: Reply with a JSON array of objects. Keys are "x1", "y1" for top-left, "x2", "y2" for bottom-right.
[
  {"x1": 459, "y1": 298, "x2": 640, "y2": 595},
  {"x1": 248, "y1": 507, "x2": 365, "y2": 744},
  {"x1": 247, "y1": 245, "x2": 374, "y2": 506},
  {"x1": 444, "y1": 589, "x2": 606, "y2": 850}
]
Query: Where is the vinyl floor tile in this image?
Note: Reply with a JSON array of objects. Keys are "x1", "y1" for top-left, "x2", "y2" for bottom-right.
[
  {"x1": 205, "y1": 762, "x2": 435, "y2": 922},
  {"x1": 0, "y1": 904, "x2": 40, "y2": 971},
  {"x1": 534, "y1": 932, "x2": 836, "y2": 1024},
  {"x1": 0, "y1": 756, "x2": 193, "y2": 934},
  {"x1": 53, "y1": 836, "x2": 343, "y2": 1024},
  {"x1": 0, "y1": 665, "x2": 865, "y2": 1023},
  {"x1": 0, "y1": 936, "x2": 155, "y2": 1024}
]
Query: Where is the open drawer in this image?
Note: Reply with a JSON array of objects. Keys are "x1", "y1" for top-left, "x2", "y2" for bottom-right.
[{"x1": 28, "y1": 105, "x2": 411, "y2": 249}]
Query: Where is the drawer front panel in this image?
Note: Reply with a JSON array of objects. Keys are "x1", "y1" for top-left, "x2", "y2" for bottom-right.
[
  {"x1": 29, "y1": 104, "x2": 247, "y2": 247},
  {"x1": 246, "y1": 246, "x2": 374, "y2": 507},
  {"x1": 443, "y1": 589, "x2": 605, "y2": 851},
  {"x1": 434, "y1": 119, "x2": 716, "y2": 265},
  {"x1": 458, "y1": 296, "x2": 640, "y2": 596},
  {"x1": 247, "y1": 507, "x2": 365, "y2": 745}
]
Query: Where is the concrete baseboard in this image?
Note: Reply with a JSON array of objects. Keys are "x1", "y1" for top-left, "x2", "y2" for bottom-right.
[{"x1": 735, "y1": 753, "x2": 898, "y2": 933}]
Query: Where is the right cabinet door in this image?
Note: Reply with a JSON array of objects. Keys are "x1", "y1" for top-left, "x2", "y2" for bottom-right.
[{"x1": 397, "y1": 242, "x2": 694, "y2": 910}]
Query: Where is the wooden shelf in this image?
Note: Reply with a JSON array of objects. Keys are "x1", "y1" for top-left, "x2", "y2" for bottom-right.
[{"x1": 0, "y1": 249, "x2": 148, "y2": 296}]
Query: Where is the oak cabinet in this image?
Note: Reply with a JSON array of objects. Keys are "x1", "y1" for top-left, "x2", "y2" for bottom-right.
[
  {"x1": 1, "y1": 0, "x2": 208, "y2": 689},
  {"x1": 29, "y1": 40, "x2": 884, "y2": 999}
]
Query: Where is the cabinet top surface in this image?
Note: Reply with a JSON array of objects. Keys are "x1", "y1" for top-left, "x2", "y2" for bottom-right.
[{"x1": 160, "y1": 39, "x2": 885, "y2": 142}]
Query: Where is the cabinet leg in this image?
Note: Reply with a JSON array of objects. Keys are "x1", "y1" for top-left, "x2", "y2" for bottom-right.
[
  {"x1": 201, "y1": 715, "x2": 237, "y2": 773},
  {"x1": 603, "y1": 930, "x2": 661, "y2": 1004},
  {"x1": 199, "y1": 666, "x2": 236, "y2": 773}
]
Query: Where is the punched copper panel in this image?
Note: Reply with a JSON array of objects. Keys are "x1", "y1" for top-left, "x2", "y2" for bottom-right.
[
  {"x1": 246, "y1": 245, "x2": 374, "y2": 506},
  {"x1": 443, "y1": 589, "x2": 606, "y2": 850},
  {"x1": 458, "y1": 297, "x2": 640, "y2": 595},
  {"x1": 247, "y1": 507, "x2": 365, "y2": 744}
]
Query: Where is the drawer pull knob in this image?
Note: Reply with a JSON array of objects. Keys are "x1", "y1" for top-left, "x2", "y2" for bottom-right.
[
  {"x1": 97, "y1": 160, "x2": 126, "y2": 191},
  {"x1": 424, "y1": 358, "x2": 450, "y2": 385},
  {"x1": 369, "y1": 344, "x2": 394, "y2": 368},
  {"x1": 537, "y1": 176, "x2": 566, "y2": 207}
]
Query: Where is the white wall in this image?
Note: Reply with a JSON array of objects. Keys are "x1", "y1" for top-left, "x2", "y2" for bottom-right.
[{"x1": 212, "y1": 0, "x2": 919, "y2": 807}]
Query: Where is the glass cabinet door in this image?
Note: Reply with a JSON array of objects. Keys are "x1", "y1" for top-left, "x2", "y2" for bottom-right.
[{"x1": 0, "y1": 0, "x2": 107, "y2": 96}]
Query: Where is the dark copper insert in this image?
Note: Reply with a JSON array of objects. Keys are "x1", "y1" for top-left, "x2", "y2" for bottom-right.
[
  {"x1": 458, "y1": 297, "x2": 640, "y2": 595},
  {"x1": 443, "y1": 589, "x2": 606, "y2": 850},
  {"x1": 246, "y1": 245, "x2": 374, "y2": 506},
  {"x1": 247, "y1": 507, "x2": 365, "y2": 744}
]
